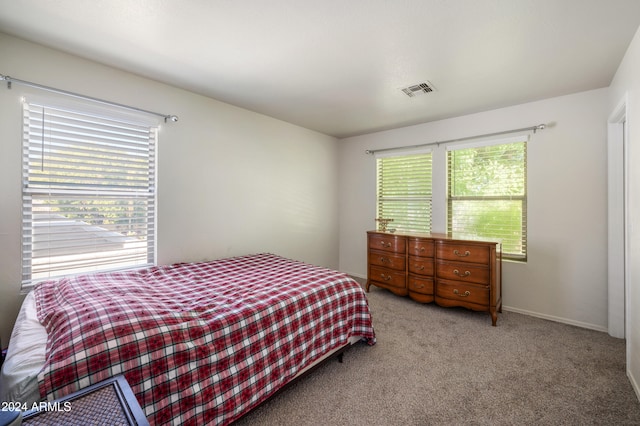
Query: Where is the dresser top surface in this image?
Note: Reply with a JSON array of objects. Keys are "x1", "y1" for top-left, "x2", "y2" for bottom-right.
[{"x1": 367, "y1": 230, "x2": 501, "y2": 245}]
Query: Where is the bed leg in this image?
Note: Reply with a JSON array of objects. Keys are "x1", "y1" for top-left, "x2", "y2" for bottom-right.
[{"x1": 337, "y1": 352, "x2": 344, "y2": 363}]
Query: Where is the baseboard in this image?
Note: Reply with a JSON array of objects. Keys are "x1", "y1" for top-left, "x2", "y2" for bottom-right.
[
  {"x1": 502, "y1": 305, "x2": 608, "y2": 333},
  {"x1": 346, "y1": 272, "x2": 366, "y2": 280},
  {"x1": 629, "y1": 367, "x2": 640, "y2": 402},
  {"x1": 347, "y1": 273, "x2": 610, "y2": 334}
]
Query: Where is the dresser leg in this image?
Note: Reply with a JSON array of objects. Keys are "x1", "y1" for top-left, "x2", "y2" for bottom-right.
[
  {"x1": 491, "y1": 310, "x2": 497, "y2": 326},
  {"x1": 365, "y1": 280, "x2": 371, "y2": 292}
]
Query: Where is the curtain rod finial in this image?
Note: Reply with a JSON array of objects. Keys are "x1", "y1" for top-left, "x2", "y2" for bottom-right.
[
  {"x1": 533, "y1": 123, "x2": 546, "y2": 133},
  {"x1": 0, "y1": 74, "x2": 11, "y2": 89}
]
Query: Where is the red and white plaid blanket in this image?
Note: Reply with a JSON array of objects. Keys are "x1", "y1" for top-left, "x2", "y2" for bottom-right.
[{"x1": 34, "y1": 253, "x2": 375, "y2": 425}]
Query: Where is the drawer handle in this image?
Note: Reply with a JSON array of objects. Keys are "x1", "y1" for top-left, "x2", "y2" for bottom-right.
[
  {"x1": 416, "y1": 246, "x2": 425, "y2": 252},
  {"x1": 453, "y1": 269, "x2": 471, "y2": 278},
  {"x1": 417, "y1": 265, "x2": 425, "y2": 271},
  {"x1": 380, "y1": 241, "x2": 392, "y2": 248},
  {"x1": 453, "y1": 289, "x2": 471, "y2": 297},
  {"x1": 415, "y1": 283, "x2": 425, "y2": 289},
  {"x1": 380, "y1": 274, "x2": 392, "y2": 281},
  {"x1": 453, "y1": 250, "x2": 471, "y2": 257},
  {"x1": 380, "y1": 257, "x2": 388, "y2": 263}
]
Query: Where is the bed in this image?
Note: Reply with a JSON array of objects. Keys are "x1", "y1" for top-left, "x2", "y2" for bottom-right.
[{"x1": 0, "y1": 253, "x2": 376, "y2": 425}]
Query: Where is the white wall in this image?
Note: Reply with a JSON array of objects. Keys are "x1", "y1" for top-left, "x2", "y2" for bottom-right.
[
  {"x1": 609, "y1": 25, "x2": 640, "y2": 399},
  {"x1": 338, "y1": 88, "x2": 610, "y2": 331},
  {"x1": 0, "y1": 33, "x2": 339, "y2": 344}
]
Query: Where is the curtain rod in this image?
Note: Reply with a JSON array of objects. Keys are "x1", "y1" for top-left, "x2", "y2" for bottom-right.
[
  {"x1": 365, "y1": 123, "x2": 546, "y2": 155},
  {"x1": 0, "y1": 74, "x2": 178, "y2": 123}
]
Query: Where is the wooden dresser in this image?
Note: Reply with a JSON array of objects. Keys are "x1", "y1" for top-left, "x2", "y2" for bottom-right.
[{"x1": 366, "y1": 231, "x2": 502, "y2": 326}]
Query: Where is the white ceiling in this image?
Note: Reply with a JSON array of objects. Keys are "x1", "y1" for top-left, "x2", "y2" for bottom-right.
[{"x1": 1, "y1": 0, "x2": 639, "y2": 138}]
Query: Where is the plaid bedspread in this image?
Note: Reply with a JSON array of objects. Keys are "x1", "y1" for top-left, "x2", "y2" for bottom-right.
[{"x1": 34, "y1": 253, "x2": 375, "y2": 425}]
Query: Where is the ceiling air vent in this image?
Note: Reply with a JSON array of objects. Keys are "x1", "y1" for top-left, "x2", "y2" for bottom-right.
[{"x1": 401, "y1": 81, "x2": 435, "y2": 97}]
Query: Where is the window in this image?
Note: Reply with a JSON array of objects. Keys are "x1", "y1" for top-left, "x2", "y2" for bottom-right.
[
  {"x1": 21, "y1": 101, "x2": 157, "y2": 290},
  {"x1": 447, "y1": 140, "x2": 527, "y2": 260},
  {"x1": 374, "y1": 137, "x2": 527, "y2": 261},
  {"x1": 376, "y1": 152, "x2": 432, "y2": 233}
]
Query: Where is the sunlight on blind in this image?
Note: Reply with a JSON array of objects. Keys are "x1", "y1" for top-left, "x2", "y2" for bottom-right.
[
  {"x1": 376, "y1": 153, "x2": 432, "y2": 233},
  {"x1": 447, "y1": 141, "x2": 526, "y2": 260},
  {"x1": 21, "y1": 102, "x2": 157, "y2": 289}
]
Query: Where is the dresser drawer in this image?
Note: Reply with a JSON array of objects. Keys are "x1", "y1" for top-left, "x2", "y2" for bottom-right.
[
  {"x1": 408, "y1": 276, "x2": 434, "y2": 295},
  {"x1": 408, "y1": 238, "x2": 434, "y2": 258},
  {"x1": 436, "y1": 279, "x2": 489, "y2": 306},
  {"x1": 368, "y1": 233, "x2": 406, "y2": 254},
  {"x1": 437, "y1": 242, "x2": 490, "y2": 264},
  {"x1": 369, "y1": 265, "x2": 406, "y2": 289},
  {"x1": 436, "y1": 261, "x2": 489, "y2": 285},
  {"x1": 408, "y1": 256, "x2": 434, "y2": 276},
  {"x1": 369, "y1": 251, "x2": 406, "y2": 271}
]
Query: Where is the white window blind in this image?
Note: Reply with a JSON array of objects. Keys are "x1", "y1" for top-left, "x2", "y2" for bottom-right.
[
  {"x1": 21, "y1": 102, "x2": 157, "y2": 289},
  {"x1": 447, "y1": 140, "x2": 527, "y2": 260},
  {"x1": 376, "y1": 152, "x2": 432, "y2": 233}
]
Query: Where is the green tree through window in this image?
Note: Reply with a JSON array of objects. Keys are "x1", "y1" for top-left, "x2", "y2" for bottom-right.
[
  {"x1": 375, "y1": 140, "x2": 527, "y2": 261},
  {"x1": 447, "y1": 141, "x2": 527, "y2": 260}
]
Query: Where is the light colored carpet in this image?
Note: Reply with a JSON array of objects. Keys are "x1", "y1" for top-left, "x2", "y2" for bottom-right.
[{"x1": 235, "y1": 283, "x2": 640, "y2": 425}]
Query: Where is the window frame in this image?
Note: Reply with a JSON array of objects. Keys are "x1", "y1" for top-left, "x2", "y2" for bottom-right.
[
  {"x1": 20, "y1": 97, "x2": 159, "y2": 291},
  {"x1": 374, "y1": 135, "x2": 528, "y2": 262},
  {"x1": 446, "y1": 136, "x2": 528, "y2": 261},
  {"x1": 375, "y1": 149, "x2": 433, "y2": 234}
]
